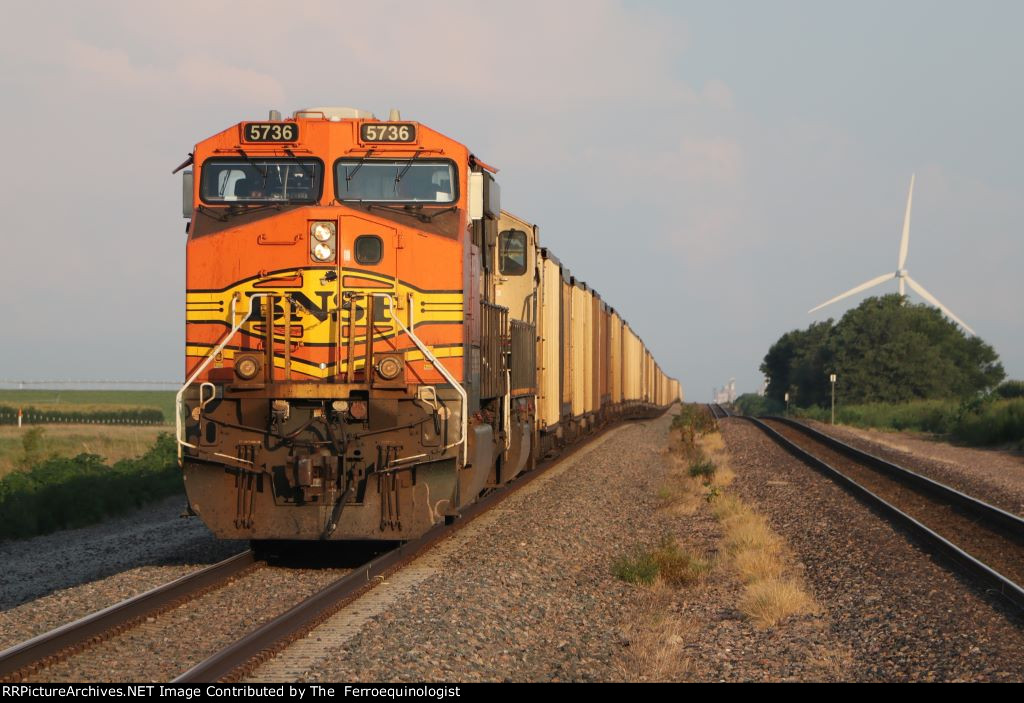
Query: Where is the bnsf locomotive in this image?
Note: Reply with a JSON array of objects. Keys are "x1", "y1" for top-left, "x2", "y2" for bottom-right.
[{"x1": 174, "y1": 107, "x2": 681, "y2": 542}]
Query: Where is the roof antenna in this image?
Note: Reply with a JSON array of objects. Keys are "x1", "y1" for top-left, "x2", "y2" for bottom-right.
[{"x1": 388, "y1": 108, "x2": 401, "y2": 121}]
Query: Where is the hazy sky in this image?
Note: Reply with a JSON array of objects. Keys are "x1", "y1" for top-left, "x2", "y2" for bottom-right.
[{"x1": 1, "y1": 1, "x2": 1021, "y2": 399}]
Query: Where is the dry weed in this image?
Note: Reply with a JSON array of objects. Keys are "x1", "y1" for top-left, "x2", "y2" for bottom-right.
[
  {"x1": 656, "y1": 480, "x2": 703, "y2": 516},
  {"x1": 616, "y1": 584, "x2": 696, "y2": 682},
  {"x1": 732, "y1": 547, "x2": 785, "y2": 583},
  {"x1": 710, "y1": 493, "x2": 746, "y2": 522},
  {"x1": 739, "y1": 578, "x2": 816, "y2": 628},
  {"x1": 697, "y1": 432, "x2": 820, "y2": 629},
  {"x1": 723, "y1": 516, "x2": 782, "y2": 558},
  {"x1": 700, "y1": 432, "x2": 726, "y2": 455},
  {"x1": 653, "y1": 539, "x2": 711, "y2": 587},
  {"x1": 712, "y1": 463, "x2": 735, "y2": 486}
]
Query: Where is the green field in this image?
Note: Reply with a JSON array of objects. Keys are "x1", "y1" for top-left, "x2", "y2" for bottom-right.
[
  {"x1": 0, "y1": 391, "x2": 186, "y2": 539},
  {"x1": 0, "y1": 424, "x2": 170, "y2": 478},
  {"x1": 0, "y1": 432, "x2": 183, "y2": 539},
  {"x1": 0, "y1": 390, "x2": 176, "y2": 423}
]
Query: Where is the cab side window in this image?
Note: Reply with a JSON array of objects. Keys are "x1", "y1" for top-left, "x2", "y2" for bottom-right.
[{"x1": 499, "y1": 229, "x2": 527, "y2": 276}]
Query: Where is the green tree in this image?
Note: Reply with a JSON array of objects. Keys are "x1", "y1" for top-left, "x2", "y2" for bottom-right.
[
  {"x1": 761, "y1": 320, "x2": 834, "y2": 406},
  {"x1": 733, "y1": 393, "x2": 783, "y2": 416},
  {"x1": 761, "y1": 295, "x2": 1004, "y2": 407}
]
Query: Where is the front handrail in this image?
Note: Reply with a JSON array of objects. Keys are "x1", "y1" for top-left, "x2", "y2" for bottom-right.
[
  {"x1": 373, "y1": 292, "x2": 468, "y2": 465},
  {"x1": 177, "y1": 291, "x2": 468, "y2": 467},
  {"x1": 176, "y1": 292, "x2": 271, "y2": 456}
]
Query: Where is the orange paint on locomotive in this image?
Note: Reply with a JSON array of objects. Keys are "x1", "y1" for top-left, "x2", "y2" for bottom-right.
[{"x1": 185, "y1": 115, "x2": 469, "y2": 386}]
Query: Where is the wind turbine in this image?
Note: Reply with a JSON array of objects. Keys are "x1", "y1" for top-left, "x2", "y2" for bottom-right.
[{"x1": 808, "y1": 174, "x2": 975, "y2": 335}]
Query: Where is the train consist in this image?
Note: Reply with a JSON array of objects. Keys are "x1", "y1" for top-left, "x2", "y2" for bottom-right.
[{"x1": 175, "y1": 107, "x2": 681, "y2": 542}]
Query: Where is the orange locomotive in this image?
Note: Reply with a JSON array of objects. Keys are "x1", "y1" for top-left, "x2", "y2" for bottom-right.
[{"x1": 175, "y1": 107, "x2": 681, "y2": 542}]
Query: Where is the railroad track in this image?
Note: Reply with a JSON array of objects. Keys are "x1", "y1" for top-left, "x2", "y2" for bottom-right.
[
  {"x1": 748, "y1": 416, "x2": 1024, "y2": 608},
  {"x1": 708, "y1": 403, "x2": 731, "y2": 419},
  {"x1": 2, "y1": 414, "x2": 660, "y2": 683},
  {"x1": 175, "y1": 419, "x2": 630, "y2": 683},
  {"x1": 0, "y1": 550, "x2": 259, "y2": 682}
]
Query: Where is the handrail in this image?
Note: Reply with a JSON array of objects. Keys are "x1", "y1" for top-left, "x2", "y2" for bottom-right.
[
  {"x1": 176, "y1": 292, "x2": 271, "y2": 456},
  {"x1": 178, "y1": 291, "x2": 467, "y2": 467},
  {"x1": 504, "y1": 370, "x2": 511, "y2": 450},
  {"x1": 373, "y1": 292, "x2": 468, "y2": 465}
]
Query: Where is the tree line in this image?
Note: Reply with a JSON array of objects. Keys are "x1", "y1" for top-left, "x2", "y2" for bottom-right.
[
  {"x1": 0, "y1": 405, "x2": 165, "y2": 425},
  {"x1": 761, "y1": 295, "x2": 1004, "y2": 408}
]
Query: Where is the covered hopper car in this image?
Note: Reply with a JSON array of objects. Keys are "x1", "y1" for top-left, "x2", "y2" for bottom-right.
[{"x1": 175, "y1": 107, "x2": 681, "y2": 542}]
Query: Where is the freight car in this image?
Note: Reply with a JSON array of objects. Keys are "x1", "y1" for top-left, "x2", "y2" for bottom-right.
[{"x1": 174, "y1": 107, "x2": 681, "y2": 542}]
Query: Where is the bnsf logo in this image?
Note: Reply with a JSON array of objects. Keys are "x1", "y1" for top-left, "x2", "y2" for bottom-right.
[{"x1": 247, "y1": 292, "x2": 389, "y2": 325}]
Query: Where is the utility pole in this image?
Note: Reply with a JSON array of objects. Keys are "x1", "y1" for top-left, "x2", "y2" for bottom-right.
[{"x1": 830, "y1": 373, "x2": 837, "y2": 425}]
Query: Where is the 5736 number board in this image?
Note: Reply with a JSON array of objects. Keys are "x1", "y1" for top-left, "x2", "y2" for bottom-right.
[
  {"x1": 360, "y1": 123, "x2": 417, "y2": 143},
  {"x1": 243, "y1": 123, "x2": 299, "y2": 142}
]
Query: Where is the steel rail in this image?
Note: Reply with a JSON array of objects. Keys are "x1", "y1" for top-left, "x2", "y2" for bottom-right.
[
  {"x1": 748, "y1": 416, "x2": 1024, "y2": 609},
  {"x1": 0, "y1": 550, "x2": 257, "y2": 681},
  {"x1": 175, "y1": 408, "x2": 673, "y2": 683},
  {"x1": 770, "y1": 417, "x2": 1024, "y2": 534}
]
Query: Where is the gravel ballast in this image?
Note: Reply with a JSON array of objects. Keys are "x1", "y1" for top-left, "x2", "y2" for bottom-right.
[
  {"x1": 0, "y1": 495, "x2": 243, "y2": 650},
  {"x1": 25, "y1": 564, "x2": 348, "y2": 682},
  {"x1": 803, "y1": 419, "x2": 1024, "y2": 517},
  {"x1": 256, "y1": 418, "x2": 679, "y2": 682},
  {"x1": 721, "y1": 418, "x2": 1024, "y2": 681}
]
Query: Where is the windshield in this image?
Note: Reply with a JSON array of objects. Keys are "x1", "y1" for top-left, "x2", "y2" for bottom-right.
[
  {"x1": 200, "y1": 158, "x2": 323, "y2": 204},
  {"x1": 334, "y1": 159, "x2": 456, "y2": 203}
]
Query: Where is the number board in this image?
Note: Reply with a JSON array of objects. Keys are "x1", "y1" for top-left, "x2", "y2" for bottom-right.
[
  {"x1": 360, "y1": 123, "x2": 417, "y2": 143},
  {"x1": 242, "y1": 123, "x2": 299, "y2": 143}
]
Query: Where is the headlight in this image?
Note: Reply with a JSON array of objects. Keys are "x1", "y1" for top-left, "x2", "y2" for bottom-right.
[
  {"x1": 376, "y1": 356, "x2": 404, "y2": 380},
  {"x1": 349, "y1": 400, "x2": 368, "y2": 420},
  {"x1": 235, "y1": 355, "x2": 261, "y2": 380},
  {"x1": 311, "y1": 221, "x2": 335, "y2": 242},
  {"x1": 310, "y1": 220, "x2": 336, "y2": 262},
  {"x1": 312, "y1": 242, "x2": 334, "y2": 261}
]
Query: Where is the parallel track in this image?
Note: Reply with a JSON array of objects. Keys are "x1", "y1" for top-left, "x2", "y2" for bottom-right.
[
  {"x1": 0, "y1": 550, "x2": 258, "y2": 681},
  {"x1": 748, "y1": 415, "x2": 1024, "y2": 608},
  {"x1": 708, "y1": 403, "x2": 731, "y2": 419}
]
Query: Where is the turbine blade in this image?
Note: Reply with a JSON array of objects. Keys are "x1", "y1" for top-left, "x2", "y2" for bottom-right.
[
  {"x1": 897, "y1": 173, "x2": 915, "y2": 270},
  {"x1": 905, "y1": 276, "x2": 976, "y2": 335},
  {"x1": 808, "y1": 272, "x2": 895, "y2": 314}
]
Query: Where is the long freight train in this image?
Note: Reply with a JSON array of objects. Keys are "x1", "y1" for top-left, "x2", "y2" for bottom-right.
[{"x1": 175, "y1": 107, "x2": 681, "y2": 542}]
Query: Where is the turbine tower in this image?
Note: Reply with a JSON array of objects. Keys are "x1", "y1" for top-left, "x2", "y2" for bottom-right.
[{"x1": 808, "y1": 174, "x2": 975, "y2": 335}]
